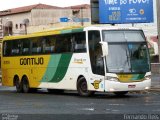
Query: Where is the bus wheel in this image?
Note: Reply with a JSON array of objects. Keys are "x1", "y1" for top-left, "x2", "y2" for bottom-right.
[
  {"x1": 14, "y1": 77, "x2": 23, "y2": 93},
  {"x1": 114, "y1": 91, "x2": 128, "y2": 96},
  {"x1": 22, "y1": 77, "x2": 30, "y2": 93},
  {"x1": 77, "y1": 77, "x2": 94, "y2": 97}
]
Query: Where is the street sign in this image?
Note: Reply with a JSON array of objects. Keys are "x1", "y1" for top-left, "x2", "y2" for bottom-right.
[
  {"x1": 60, "y1": 17, "x2": 90, "y2": 23},
  {"x1": 99, "y1": 0, "x2": 153, "y2": 24},
  {"x1": 60, "y1": 17, "x2": 69, "y2": 22}
]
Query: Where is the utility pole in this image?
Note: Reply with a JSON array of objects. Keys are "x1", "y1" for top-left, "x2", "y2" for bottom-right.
[
  {"x1": 157, "y1": 0, "x2": 160, "y2": 62},
  {"x1": 81, "y1": 7, "x2": 84, "y2": 26}
]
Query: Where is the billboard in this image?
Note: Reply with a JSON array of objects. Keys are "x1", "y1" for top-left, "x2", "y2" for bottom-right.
[{"x1": 99, "y1": 0, "x2": 153, "y2": 24}]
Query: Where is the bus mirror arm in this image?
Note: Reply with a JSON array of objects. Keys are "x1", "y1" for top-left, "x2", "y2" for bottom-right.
[{"x1": 99, "y1": 42, "x2": 109, "y2": 57}]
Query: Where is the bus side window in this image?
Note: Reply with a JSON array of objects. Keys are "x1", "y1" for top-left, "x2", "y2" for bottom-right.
[
  {"x1": 44, "y1": 36, "x2": 56, "y2": 54},
  {"x1": 3, "y1": 41, "x2": 12, "y2": 56},
  {"x1": 22, "y1": 39, "x2": 30, "y2": 55},
  {"x1": 55, "y1": 36, "x2": 63, "y2": 53},
  {"x1": 55, "y1": 34, "x2": 72, "y2": 53},
  {"x1": 72, "y1": 32, "x2": 86, "y2": 53},
  {"x1": 31, "y1": 37, "x2": 43, "y2": 54},
  {"x1": 11, "y1": 40, "x2": 21, "y2": 55}
]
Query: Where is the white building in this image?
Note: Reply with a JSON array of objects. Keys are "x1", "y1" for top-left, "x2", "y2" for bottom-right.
[{"x1": 0, "y1": 3, "x2": 91, "y2": 38}]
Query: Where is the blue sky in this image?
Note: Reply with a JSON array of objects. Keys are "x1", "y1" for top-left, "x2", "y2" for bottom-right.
[{"x1": 0, "y1": 0, "x2": 90, "y2": 10}]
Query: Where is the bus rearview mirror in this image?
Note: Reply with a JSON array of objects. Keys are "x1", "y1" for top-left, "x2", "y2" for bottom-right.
[{"x1": 99, "y1": 42, "x2": 108, "y2": 57}]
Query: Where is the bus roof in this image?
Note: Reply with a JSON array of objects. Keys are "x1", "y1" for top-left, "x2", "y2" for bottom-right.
[
  {"x1": 84, "y1": 26, "x2": 142, "y2": 31},
  {"x1": 3, "y1": 26, "x2": 84, "y2": 40},
  {"x1": 3, "y1": 26, "x2": 142, "y2": 41}
]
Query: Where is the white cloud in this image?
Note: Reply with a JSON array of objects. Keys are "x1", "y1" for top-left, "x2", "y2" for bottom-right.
[{"x1": 0, "y1": 0, "x2": 90, "y2": 11}]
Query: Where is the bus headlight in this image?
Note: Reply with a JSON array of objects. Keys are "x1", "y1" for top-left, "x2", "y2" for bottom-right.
[{"x1": 105, "y1": 76, "x2": 119, "y2": 82}]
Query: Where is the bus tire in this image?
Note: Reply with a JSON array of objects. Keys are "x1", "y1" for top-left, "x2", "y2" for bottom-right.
[
  {"x1": 114, "y1": 91, "x2": 128, "y2": 96},
  {"x1": 77, "y1": 77, "x2": 94, "y2": 97},
  {"x1": 14, "y1": 76, "x2": 23, "y2": 93},
  {"x1": 22, "y1": 77, "x2": 30, "y2": 93}
]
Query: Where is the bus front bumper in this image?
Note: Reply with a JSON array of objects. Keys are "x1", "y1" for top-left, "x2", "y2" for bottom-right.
[{"x1": 104, "y1": 79, "x2": 151, "y2": 92}]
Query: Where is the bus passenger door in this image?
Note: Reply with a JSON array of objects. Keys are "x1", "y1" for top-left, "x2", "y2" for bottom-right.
[{"x1": 88, "y1": 30, "x2": 105, "y2": 91}]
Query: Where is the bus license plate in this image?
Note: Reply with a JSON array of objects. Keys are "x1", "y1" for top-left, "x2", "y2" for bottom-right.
[{"x1": 128, "y1": 85, "x2": 136, "y2": 88}]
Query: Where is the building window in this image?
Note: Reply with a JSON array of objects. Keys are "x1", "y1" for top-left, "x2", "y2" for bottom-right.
[
  {"x1": 16, "y1": 24, "x2": 18, "y2": 29},
  {"x1": 20, "y1": 24, "x2": 23, "y2": 29}
]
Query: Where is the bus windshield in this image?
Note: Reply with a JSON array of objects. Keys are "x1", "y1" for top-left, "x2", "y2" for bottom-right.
[{"x1": 102, "y1": 30, "x2": 150, "y2": 73}]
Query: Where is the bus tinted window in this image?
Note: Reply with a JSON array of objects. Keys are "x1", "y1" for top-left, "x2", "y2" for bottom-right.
[
  {"x1": 72, "y1": 32, "x2": 86, "y2": 53},
  {"x1": 43, "y1": 36, "x2": 56, "y2": 54},
  {"x1": 3, "y1": 31, "x2": 87, "y2": 56},
  {"x1": 3, "y1": 41, "x2": 12, "y2": 56},
  {"x1": 31, "y1": 37, "x2": 43, "y2": 54},
  {"x1": 11, "y1": 40, "x2": 21, "y2": 55},
  {"x1": 22, "y1": 39, "x2": 30, "y2": 55},
  {"x1": 55, "y1": 34, "x2": 72, "y2": 53}
]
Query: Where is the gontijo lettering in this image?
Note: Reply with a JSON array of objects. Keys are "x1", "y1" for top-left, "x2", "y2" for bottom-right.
[{"x1": 20, "y1": 57, "x2": 44, "y2": 65}]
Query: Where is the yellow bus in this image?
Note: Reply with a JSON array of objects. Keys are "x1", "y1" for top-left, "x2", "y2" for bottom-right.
[{"x1": 1, "y1": 26, "x2": 151, "y2": 96}]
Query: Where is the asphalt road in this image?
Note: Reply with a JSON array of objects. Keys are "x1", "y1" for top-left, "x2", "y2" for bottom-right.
[{"x1": 0, "y1": 86, "x2": 160, "y2": 120}]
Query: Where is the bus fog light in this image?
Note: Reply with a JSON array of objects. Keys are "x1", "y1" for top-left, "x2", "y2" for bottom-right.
[
  {"x1": 145, "y1": 87, "x2": 150, "y2": 90},
  {"x1": 109, "y1": 88, "x2": 115, "y2": 92}
]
